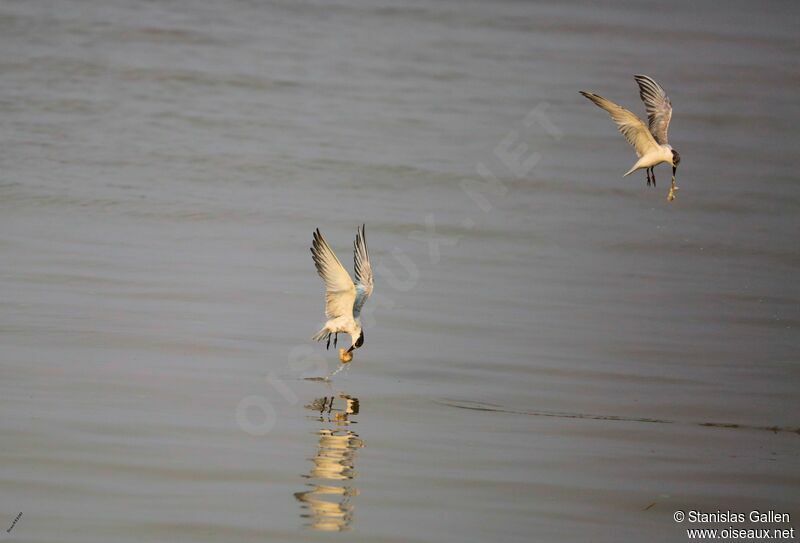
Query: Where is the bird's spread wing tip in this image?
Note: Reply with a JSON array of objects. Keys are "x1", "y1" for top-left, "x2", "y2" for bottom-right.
[{"x1": 633, "y1": 75, "x2": 672, "y2": 145}]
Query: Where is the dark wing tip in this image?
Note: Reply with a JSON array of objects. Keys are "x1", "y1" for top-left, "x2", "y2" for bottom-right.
[
  {"x1": 579, "y1": 91, "x2": 603, "y2": 107},
  {"x1": 634, "y1": 74, "x2": 662, "y2": 93},
  {"x1": 311, "y1": 229, "x2": 324, "y2": 260}
]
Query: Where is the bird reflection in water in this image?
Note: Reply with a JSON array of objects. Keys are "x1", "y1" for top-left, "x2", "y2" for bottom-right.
[{"x1": 295, "y1": 394, "x2": 363, "y2": 531}]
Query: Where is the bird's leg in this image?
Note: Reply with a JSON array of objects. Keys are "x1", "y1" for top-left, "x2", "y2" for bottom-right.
[
  {"x1": 646, "y1": 168, "x2": 651, "y2": 186},
  {"x1": 326, "y1": 333, "x2": 331, "y2": 350},
  {"x1": 334, "y1": 333, "x2": 338, "y2": 347},
  {"x1": 651, "y1": 168, "x2": 656, "y2": 187}
]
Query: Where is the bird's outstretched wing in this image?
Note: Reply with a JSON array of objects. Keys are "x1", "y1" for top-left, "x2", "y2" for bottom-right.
[
  {"x1": 634, "y1": 75, "x2": 672, "y2": 145},
  {"x1": 311, "y1": 229, "x2": 356, "y2": 319},
  {"x1": 580, "y1": 91, "x2": 659, "y2": 158},
  {"x1": 352, "y1": 224, "x2": 373, "y2": 318}
]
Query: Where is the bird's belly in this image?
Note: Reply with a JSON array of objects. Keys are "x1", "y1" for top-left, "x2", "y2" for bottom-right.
[
  {"x1": 640, "y1": 146, "x2": 673, "y2": 168},
  {"x1": 639, "y1": 153, "x2": 668, "y2": 168},
  {"x1": 327, "y1": 317, "x2": 355, "y2": 334}
]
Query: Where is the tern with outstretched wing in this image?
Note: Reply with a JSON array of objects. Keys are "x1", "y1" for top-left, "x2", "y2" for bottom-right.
[
  {"x1": 580, "y1": 75, "x2": 681, "y2": 201},
  {"x1": 311, "y1": 225, "x2": 373, "y2": 361}
]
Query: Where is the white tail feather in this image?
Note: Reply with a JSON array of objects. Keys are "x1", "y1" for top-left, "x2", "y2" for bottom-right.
[
  {"x1": 623, "y1": 164, "x2": 638, "y2": 177},
  {"x1": 312, "y1": 327, "x2": 329, "y2": 341}
]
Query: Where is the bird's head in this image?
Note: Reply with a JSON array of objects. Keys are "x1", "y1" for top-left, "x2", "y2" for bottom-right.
[
  {"x1": 671, "y1": 149, "x2": 681, "y2": 168},
  {"x1": 346, "y1": 328, "x2": 364, "y2": 353}
]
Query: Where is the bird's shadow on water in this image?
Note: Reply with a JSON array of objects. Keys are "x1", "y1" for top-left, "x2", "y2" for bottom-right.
[
  {"x1": 294, "y1": 391, "x2": 364, "y2": 532},
  {"x1": 436, "y1": 399, "x2": 800, "y2": 435}
]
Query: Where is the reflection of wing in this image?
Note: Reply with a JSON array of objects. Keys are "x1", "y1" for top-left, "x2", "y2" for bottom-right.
[
  {"x1": 580, "y1": 91, "x2": 659, "y2": 157},
  {"x1": 634, "y1": 75, "x2": 672, "y2": 145},
  {"x1": 311, "y1": 229, "x2": 355, "y2": 319},
  {"x1": 352, "y1": 224, "x2": 373, "y2": 318},
  {"x1": 294, "y1": 484, "x2": 354, "y2": 532}
]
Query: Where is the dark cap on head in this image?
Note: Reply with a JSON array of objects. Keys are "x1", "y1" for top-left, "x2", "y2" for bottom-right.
[{"x1": 672, "y1": 149, "x2": 681, "y2": 166}]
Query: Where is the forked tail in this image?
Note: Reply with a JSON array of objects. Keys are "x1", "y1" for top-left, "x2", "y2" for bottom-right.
[
  {"x1": 623, "y1": 164, "x2": 638, "y2": 177},
  {"x1": 312, "y1": 327, "x2": 330, "y2": 342}
]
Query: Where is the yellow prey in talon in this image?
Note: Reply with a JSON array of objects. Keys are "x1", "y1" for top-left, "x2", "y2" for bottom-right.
[
  {"x1": 338, "y1": 348, "x2": 353, "y2": 364},
  {"x1": 668, "y1": 174, "x2": 679, "y2": 201}
]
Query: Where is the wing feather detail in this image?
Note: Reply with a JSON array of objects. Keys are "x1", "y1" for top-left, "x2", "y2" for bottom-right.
[
  {"x1": 580, "y1": 91, "x2": 659, "y2": 158},
  {"x1": 311, "y1": 228, "x2": 355, "y2": 319},
  {"x1": 352, "y1": 224, "x2": 373, "y2": 317},
  {"x1": 634, "y1": 74, "x2": 672, "y2": 145}
]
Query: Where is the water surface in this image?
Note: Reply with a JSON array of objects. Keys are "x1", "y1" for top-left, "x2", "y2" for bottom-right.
[{"x1": 1, "y1": 1, "x2": 799, "y2": 541}]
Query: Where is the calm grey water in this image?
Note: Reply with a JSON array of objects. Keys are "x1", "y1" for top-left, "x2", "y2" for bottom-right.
[{"x1": 1, "y1": 0, "x2": 799, "y2": 541}]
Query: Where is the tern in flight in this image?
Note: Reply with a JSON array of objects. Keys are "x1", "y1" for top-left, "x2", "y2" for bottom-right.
[
  {"x1": 580, "y1": 75, "x2": 681, "y2": 201},
  {"x1": 311, "y1": 225, "x2": 373, "y2": 362}
]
